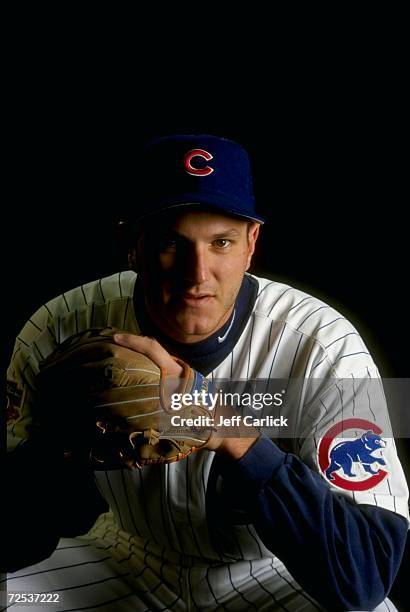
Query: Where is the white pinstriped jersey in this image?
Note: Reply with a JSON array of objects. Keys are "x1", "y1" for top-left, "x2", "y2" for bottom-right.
[{"x1": 6, "y1": 271, "x2": 409, "y2": 611}]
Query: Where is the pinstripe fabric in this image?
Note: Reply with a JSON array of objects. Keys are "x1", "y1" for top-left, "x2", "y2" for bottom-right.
[{"x1": 6, "y1": 272, "x2": 406, "y2": 611}]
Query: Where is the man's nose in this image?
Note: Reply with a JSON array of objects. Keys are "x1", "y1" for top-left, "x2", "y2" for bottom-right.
[{"x1": 183, "y1": 244, "x2": 210, "y2": 284}]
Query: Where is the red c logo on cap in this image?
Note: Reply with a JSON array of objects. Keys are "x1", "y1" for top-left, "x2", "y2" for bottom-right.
[{"x1": 183, "y1": 149, "x2": 214, "y2": 176}]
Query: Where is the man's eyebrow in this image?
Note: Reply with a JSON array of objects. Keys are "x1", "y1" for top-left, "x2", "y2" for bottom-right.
[
  {"x1": 161, "y1": 227, "x2": 242, "y2": 239},
  {"x1": 210, "y1": 228, "x2": 241, "y2": 238}
]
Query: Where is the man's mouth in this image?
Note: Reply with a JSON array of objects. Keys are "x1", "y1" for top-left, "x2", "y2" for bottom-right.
[{"x1": 180, "y1": 292, "x2": 215, "y2": 305}]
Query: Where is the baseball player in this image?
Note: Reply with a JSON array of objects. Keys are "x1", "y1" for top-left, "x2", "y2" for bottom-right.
[{"x1": 4, "y1": 135, "x2": 409, "y2": 611}]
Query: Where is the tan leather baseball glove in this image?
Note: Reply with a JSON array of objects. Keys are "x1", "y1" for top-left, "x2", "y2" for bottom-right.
[{"x1": 37, "y1": 327, "x2": 217, "y2": 469}]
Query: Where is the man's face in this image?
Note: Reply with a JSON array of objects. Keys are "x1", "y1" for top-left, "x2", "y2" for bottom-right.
[{"x1": 134, "y1": 210, "x2": 260, "y2": 343}]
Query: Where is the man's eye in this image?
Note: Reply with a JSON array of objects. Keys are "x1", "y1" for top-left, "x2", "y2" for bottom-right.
[
  {"x1": 213, "y1": 239, "x2": 231, "y2": 248},
  {"x1": 159, "y1": 237, "x2": 178, "y2": 251}
]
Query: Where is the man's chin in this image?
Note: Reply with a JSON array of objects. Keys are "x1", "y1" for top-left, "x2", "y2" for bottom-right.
[{"x1": 171, "y1": 316, "x2": 221, "y2": 343}]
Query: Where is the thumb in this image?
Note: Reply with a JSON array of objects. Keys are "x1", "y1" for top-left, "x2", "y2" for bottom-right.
[{"x1": 113, "y1": 334, "x2": 183, "y2": 377}]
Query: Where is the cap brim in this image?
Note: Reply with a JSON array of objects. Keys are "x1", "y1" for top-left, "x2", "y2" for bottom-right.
[{"x1": 135, "y1": 197, "x2": 265, "y2": 225}]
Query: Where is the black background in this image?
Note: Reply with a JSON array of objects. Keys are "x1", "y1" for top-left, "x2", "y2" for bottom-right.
[{"x1": 5, "y1": 109, "x2": 409, "y2": 607}]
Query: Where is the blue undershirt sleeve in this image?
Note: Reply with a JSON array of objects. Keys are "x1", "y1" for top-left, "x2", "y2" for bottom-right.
[{"x1": 216, "y1": 435, "x2": 408, "y2": 611}]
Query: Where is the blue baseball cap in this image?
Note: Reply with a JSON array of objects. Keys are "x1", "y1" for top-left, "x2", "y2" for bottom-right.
[{"x1": 132, "y1": 134, "x2": 264, "y2": 225}]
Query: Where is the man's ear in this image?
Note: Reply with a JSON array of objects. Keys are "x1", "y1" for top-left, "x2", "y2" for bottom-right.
[
  {"x1": 128, "y1": 247, "x2": 138, "y2": 271},
  {"x1": 128, "y1": 234, "x2": 145, "y2": 272},
  {"x1": 245, "y1": 223, "x2": 261, "y2": 271}
]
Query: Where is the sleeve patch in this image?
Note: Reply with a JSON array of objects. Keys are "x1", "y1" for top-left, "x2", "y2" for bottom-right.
[
  {"x1": 6, "y1": 381, "x2": 24, "y2": 423},
  {"x1": 318, "y1": 418, "x2": 388, "y2": 491}
]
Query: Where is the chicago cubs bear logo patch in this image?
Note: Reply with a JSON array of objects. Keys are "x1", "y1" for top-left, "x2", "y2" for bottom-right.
[{"x1": 318, "y1": 418, "x2": 388, "y2": 491}]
